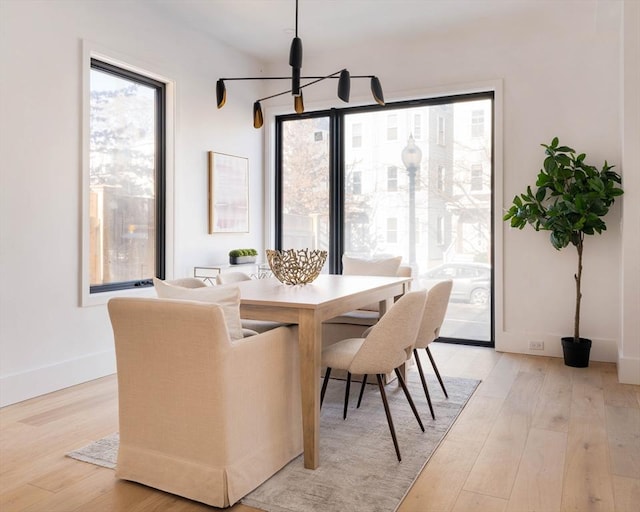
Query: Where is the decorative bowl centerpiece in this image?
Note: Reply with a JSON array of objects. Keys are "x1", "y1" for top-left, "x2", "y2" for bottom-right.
[{"x1": 266, "y1": 249, "x2": 327, "y2": 285}]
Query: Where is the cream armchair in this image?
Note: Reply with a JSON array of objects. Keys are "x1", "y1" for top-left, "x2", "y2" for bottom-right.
[{"x1": 108, "y1": 297, "x2": 302, "y2": 508}]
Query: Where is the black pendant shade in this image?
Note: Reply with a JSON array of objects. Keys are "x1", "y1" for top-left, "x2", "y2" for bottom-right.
[
  {"x1": 337, "y1": 69, "x2": 350, "y2": 102},
  {"x1": 294, "y1": 93, "x2": 304, "y2": 114},
  {"x1": 371, "y1": 76, "x2": 385, "y2": 106},
  {"x1": 253, "y1": 101, "x2": 264, "y2": 129},
  {"x1": 289, "y1": 37, "x2": 303, "y2": 68},
  {"x1": 216, "y1": 79, "x2": 226, "y2": 108},
  {"x1": 216, "y1": 0, "x2": 384, "y2": 127}
]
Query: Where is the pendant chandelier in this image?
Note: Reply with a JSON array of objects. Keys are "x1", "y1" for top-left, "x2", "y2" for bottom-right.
[{"x1": 215, "y1": 0, "x2": 385, "y2": 128}]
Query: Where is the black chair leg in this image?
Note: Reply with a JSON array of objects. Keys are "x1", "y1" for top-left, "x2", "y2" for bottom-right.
[
  {"x1": 425, "y1": 346, "x2": 448, "y2": 398},
  {"x1": 320, "y1": 367, "x2": 332, "y2": 407},
  {"x1": 394, "y1": 368, "x2": 425, "y2": 432},
  {"x1": 376, "y1": 374, "x2": 401, "y2": 462},
  {"x1": 357, "y1": 374, "x2": 368, "y2": 408},
  {"x1": 343, "y1": 372, "x2": 352, "y2": 420},
  {"x1": 414, "y1": 349, "x2": 435, "y2": 420}
]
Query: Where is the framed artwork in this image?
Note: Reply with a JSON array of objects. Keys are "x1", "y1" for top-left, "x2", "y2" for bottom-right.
[{"x1": 208, "y1": 151, "x2": 249, "y2": 233}]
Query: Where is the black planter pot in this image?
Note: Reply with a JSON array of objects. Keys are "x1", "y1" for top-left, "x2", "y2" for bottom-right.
[{"x1": 561, "y1": 337, "x2": 592, "y2": 368}]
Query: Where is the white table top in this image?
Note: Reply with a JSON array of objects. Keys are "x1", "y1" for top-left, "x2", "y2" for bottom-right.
[{"x1": 234, "y1": 274, "x2": 410, "y2": 309}]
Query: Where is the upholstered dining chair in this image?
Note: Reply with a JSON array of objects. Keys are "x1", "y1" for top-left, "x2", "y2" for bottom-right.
[
  {"x1": 413, "y1": 279, "x2": 453, "y2": 420},
  {"x1": 320, "y1": 290, "x2": 427, "y2": 462},
  {"x1": 108, "y1": 297, "x2": 302, "y2": 507},
  {"x1": 216, "y1": 271, "x2": 252, "y2": 285},
  {"x1": 165, "y1": 277, "x2": 207, "y2": 288}
]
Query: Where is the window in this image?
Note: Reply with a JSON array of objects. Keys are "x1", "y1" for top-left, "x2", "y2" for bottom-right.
[
  {"x1": 387, "y1": 114, "x2": 398, "y2": 140},
  {"x1": 279, "y1": 116, "x2": 330, "y2": 253},
  {"x1": 351, "y1": 123, "x2": 362, "y2": 147},
  {"x1": 471, "y1": 164, "x2": 483, "y2": 191},
  {"x1": 414, "y1": 114, "x2": 422, "y2": 139},
  {"x1": 437, "y1": 116, "x2": 446, "y2": 145},
  {"x1": 437, "y1": 216, "x2": 445, "y2": 245},
  {"x1": 88, "y1": 59, "x2": 166, "y2": 294},
  {"x1": 352, "y1": 170, "x2": 362, "y2": 195},
  {"x1": 387, "y1": 166, "x2": 398, "y2": 192},
  {"x1": 437, "y1": 165, "x2": 446, "y2": 192},
  {"x1": 276, "y1": 93, "x2": 494, "y2": 344},
  {"x1": 471, "y1": 109, "x2": 484, "y2": 137},
  {"x1": 386, "y1": 218, "x2": 398, "y2": 243}
]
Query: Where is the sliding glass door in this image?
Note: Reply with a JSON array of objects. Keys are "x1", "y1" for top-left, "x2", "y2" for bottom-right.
[{"x1": 276, "y1": 94, "x2": 493, "y2": 345}]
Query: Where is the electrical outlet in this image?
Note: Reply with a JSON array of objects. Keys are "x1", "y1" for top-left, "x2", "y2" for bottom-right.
[{"x1": 529, "y1": 341, "x2": 544, "y2": 351}]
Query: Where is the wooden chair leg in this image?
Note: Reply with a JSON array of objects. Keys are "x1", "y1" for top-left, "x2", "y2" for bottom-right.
[
  {"x1": 343, "y1": 372, "x2": 352, "y2": 420},
  {"x1": 413, "y1": 349, "x2": 435, "y2": 420},
  {"x1": 357, "y1": 374, "x2": 368, "y2": 408},
  {"x1": 376, "y1": 374, "x2": 401, "y2": 462},
  {"x1": 320, "y1": 367, "x2": 332, "y2": 407},
  {"x1": 394, "y1": 368, "x2": 425, "y2": 432},
  {"x1": 425, "y1": 346, "x2": 448, "y2": 398}
]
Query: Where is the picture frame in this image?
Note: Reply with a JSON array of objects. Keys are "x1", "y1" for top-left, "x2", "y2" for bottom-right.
[{"x1": 208, "y1": 151, "x2": 249, "y2": 233}]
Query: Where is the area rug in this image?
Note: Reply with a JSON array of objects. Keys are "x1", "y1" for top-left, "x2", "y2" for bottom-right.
[{"x1": 67, "y1": 372, "x2": 479, "y2": 512}]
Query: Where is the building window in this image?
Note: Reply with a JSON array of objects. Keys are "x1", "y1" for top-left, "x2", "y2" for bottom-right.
[
  {"x1": 387, "y1": 217, "x2": 398, "y2": 243},
  {"x1": 437, "y1": 116, "x2": 446, "y2": 145},
  {"x1": 471, "y1": 109, "x2": 484, "y2": 137},
  {"x1": 437, "y1": 165, "x2": 446, "y2": 192},
  {"x1": 351, "y1": 123, "x2": 362, "y2": 147},
  {"x1": 471, "y1": 164, "x2": 483, "y2": 191},
  {"x1": 88, "y1": 59, "x2": 166, "y2": 293},
  {"x1": 437, "y1": 216, "x2": 445, "y2": 245},
  {"x1": 413, "y1": 114, "x2": 422, "y2": 139},
  {"x1": 387, "y1": 166, "x2": 398, "y2": 192},
  {"x1": 387, "y1": 114, "x2": 398, "y2": 140},
  {"x1": 352, "y1": 170, "x2": 362, "y2": 195}
]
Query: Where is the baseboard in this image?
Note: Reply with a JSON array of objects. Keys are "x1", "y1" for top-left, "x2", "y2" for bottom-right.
[
  {"x1": 0, "y1": 349, "x2": 116, "y2": 407},
  {"x1": 617, "y1": 351, "x2": 640, "y2": 385},
  {"x1": 495, "y1": 331, "x2": 618, "y2": 363}
]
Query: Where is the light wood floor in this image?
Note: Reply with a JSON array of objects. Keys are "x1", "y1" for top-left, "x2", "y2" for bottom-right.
[{"x1": 1, "y1": 344, "x2": 638, "y2": 512}]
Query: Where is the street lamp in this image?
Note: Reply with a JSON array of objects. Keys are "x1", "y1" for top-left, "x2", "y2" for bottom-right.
[{"x1": 401, "y1": 135, "x2": 422, "y2": 266}]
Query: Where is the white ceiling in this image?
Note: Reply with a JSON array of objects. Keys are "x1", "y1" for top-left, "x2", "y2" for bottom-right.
[{"x1": 156, "y1": 0, "x2": 550, "y2": 64}]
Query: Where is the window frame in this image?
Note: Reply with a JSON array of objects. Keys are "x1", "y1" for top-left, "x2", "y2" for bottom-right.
[
  {"x1": 81, "y1": 44, "x2": 174, "y2": 307},
  {"x1": 274, "y1": 91, "x2": 496, "y2": 346}
]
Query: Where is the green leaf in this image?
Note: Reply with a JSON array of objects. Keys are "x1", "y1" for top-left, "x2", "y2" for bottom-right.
[{"x1": 588, "y1": 177, "x2": 605, "y2": 192}]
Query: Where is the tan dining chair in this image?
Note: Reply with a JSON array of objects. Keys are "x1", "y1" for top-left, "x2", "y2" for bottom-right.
[
  {"x1": 108, "y1": 297, "x2": 302, "y2": 507},
  {"x1": 216, "y1": 271, "x2": 252, "y2": 285},
  {"x1": 320, "y1": 290, "x2": 427, "y2": 462},
  {"x1": 413, "y1": 279, "x2": 453, "y2": 420},
  {"x1": 166, "y1": 277, "x2": 207, "y2": 288}
]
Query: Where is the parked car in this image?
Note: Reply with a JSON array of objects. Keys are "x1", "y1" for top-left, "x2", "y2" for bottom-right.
[{"x1": 420, "y1": 262, "x2": 491, "y2": 305}]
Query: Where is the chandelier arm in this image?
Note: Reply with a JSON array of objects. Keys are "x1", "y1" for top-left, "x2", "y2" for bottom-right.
[
  {"x1": 256, "y1": 69, "x2": 346, "y2": 103},
  {"x1": 220, "y1": 75, "x2": 374, "y2": 81}
]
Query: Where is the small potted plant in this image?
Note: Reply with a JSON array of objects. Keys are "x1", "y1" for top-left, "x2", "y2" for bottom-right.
[
  {"x1": 229, "y1": 248, "x2": 258, "y2": 265},
  {"x1": 503, "y1": 137, "x2": 623, "y2": 367}
]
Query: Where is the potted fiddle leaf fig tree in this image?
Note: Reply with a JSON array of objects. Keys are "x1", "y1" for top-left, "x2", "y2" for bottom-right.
[{"x1": 503, "y1": 137, "x2": 623, "y2": 367}]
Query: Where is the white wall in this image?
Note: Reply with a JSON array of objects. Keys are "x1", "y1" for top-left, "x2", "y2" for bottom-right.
[
  {"x1": 1, "y1": 1, "x2": 637, "y2": 407},
  {"x1": 263, "y1": 1, "x2": 635, "y2": 366},
  {"x1": 0, "y1": 0, "x2": 267, "y2": 406},
  {"x1": 619, "y1": 0, "x2": 640, "y2": 384}
]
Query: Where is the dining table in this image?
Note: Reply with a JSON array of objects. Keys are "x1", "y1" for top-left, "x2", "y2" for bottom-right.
[{"x1": 235, "y1": 274, "x2": 411, "y2": 469}]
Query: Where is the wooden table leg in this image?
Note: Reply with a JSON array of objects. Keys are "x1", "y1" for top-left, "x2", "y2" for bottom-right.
[{"x1": 298, "y1": 309, "x2": 321, "y2": 469}]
